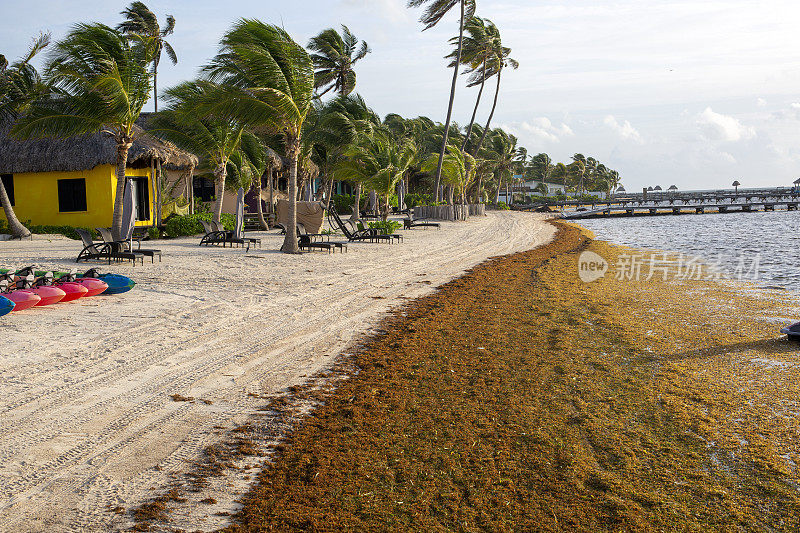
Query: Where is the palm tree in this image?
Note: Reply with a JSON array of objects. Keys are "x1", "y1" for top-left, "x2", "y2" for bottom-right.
[
  {"x1": 117, "y1": 1, "x2": 177, "y2": 114},
  {"x1": 13, "y1": 24, "x2": 152, "y2": 240},
  {"x1": 527, "y1": 153, "x2": 552, "y2": 183},
  {"x1": 0, "y1": 32, "x2": 51, "y2": 238},
  {"x1": 470, "y1": 34, "x2": 518, "y2": 158},
  {"x1": 571, "y1": 153, "x2": 587, "y2": 196},
  {"x1": 201, "y1": 19, "x2": 315, "y2": 253},
  {"x1": 333, "y1": 129, "x2": 416, "y2": 220},
  {"x1": 422, "y1": 144, "x2": 475, "y2": 204},
  {"x1": 408, "y1": 0, "x2": 476, "y2": 202},
  {"x1": 308, "y1": 26, "x2": 370, "y2": 98},
  {"x1": 147, "y1": 80, "x2": 251, "y2": 224},
  {"x1": 483, "y1": 129, "x2": 519, "y2": 204},
  {"x1": 446, "y1": 16, "x2": 500, "y2": 152}
]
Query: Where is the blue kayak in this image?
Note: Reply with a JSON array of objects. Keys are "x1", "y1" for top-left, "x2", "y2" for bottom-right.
[
  {"x1": 0, "y1": 295, "x2": 15, "y2": 317},
  {"x1": 95, "y1": 273, "x2": 136, "y2": 295}
]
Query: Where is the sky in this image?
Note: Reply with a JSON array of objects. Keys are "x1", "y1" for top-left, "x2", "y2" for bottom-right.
[{"x1": 2, "y1": 0, "x2": 800, "y2": 191}]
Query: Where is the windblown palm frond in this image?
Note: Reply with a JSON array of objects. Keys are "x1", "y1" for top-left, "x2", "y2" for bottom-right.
[
  {"x1": 308, "y1": 25, "x2": 370, "y2": 97},
  {"x1": 407, "y1": 0, "x2": 476, "y2": 30}
]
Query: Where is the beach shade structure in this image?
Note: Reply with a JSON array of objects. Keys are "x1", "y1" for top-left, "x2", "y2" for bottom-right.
[
  {"x1": 794, "y1": 178, "x2": 800, "y2": 185},
  {"x1": 654, "y1": 185, "x2": 663, "y2": 191},
  {"x1": 668, "y1": 185, "x2": 678, "y2": 191},
  {"x1": 121, "y1": 180, "x2": 136, "y2": 242},
  {"x1": 647, "y1": 186, "x2": 654, "y2": 191},
  {"x1": 616, "y1": 185, "x2": 626, "y2": 193},
  {"x1": 235, "y1": 188, "x2": 245, "y2": 240},
  {"x1": 732, "y1": 180, "x2": 741, "y2": 194}
]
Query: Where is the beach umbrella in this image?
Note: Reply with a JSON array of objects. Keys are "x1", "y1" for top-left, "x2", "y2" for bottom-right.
[
  {"x1": 120, "y1": 180, "x2": 136, "y2": 241},
  {"x1": 654, "y1": 185, "x2": 663, "y2": 191},
  {"x1": 732, "y1": 180, "x2": 741, "y2": 194},
  {"x1": 235, "y1": 187, "x2": 245, "y2": 239},
  {"x1": 616, "y1": 185, "x2": 626, "y2": 192},
  {"x1": 668, "y1": 185, "x2": 678, "y2": 191}
]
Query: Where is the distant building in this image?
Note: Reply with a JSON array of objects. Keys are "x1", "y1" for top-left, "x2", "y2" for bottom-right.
[{"x1": 0, "y1": 119, "x2": 197, "y2": 229}]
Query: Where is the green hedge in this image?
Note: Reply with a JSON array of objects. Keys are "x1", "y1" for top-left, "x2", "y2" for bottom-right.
[
  {"x1": 163, "y1": 213, "x2": 235, "y2": 238},
  {"x1": 2, "y1": 220, "x2": 97, "y2": 240}
]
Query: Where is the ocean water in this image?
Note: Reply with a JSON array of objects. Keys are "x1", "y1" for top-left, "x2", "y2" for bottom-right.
[{"x1": 576, "y1": 210, "x2": 800, "y2": 291}]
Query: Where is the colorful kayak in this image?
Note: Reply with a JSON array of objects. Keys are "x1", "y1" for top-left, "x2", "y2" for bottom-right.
[
  {"x1": 95, "y1": 273, "x2": 135, "y2": 295},
  {"x1": 57, "y1": 281, "x2": 89, "y2": 302},
  {"x1": 6, "y1": 290, "x2": 41, "y2": 311},
  {"x1": 75, "y1": 278, "x2": 108, "y2": 297},
  {"x1": 0, "y1": 295, "x2": 14, "y2": 316},
  {"x1": 27, "y1": 286, "x2": 66, "y2": 306}
]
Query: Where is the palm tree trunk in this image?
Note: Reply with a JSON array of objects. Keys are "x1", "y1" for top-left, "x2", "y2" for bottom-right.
[
  {"x1": 188, "y1": 165, "x2": 195, "y2": 215},
  {"x1": 471, "y1": 67, "x2": 503, "y2": 158},
  {"x1": 475, "y1": 174, "x2": 483, "y2": 204},
  {"x1": 494, "y1": 175, "x2": 502, "y2": 204},
  {"x1": 461, "y1": 60, "x2": 487, "y2": 153},
  {"x1": 433, "y1": 0, "x2": 465, "y2": 202},
  {"x1": 268, "y1": 168, "x2": 274, "y2": 215},
  {"x1": 0, "y1": 179, "x2": 30, "y2": 238},
  {"x1": 281, "y1": 138, "x2": 301, "y2": 253},
  {"x1": 351, "y1": 182, "x2": 362, "y2": 220},
  {"x1": 212, "y1": 164, "x2": 227, "y2": 224},
  {"x1": 256, "y1": 164, "x2": 270, "y2": 230},
  {"x1": 112, "y1": 139, "x2": 133, "y2": 241},
  {"x1": 153, "y1": 68, "x2": 158, "y2": 114}
]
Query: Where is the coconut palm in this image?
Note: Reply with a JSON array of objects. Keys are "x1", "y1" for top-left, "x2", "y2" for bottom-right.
[
  {"x1": 333, "y1": 128, "x2": 416, "y2": 220},
  {"x1": 13, "y1": 24, "x2": 151, "y2": 240},
  {"x1": 422, "y1": 144, "x2": 475, "y2": 204},
  {"x1": 482, "y1": 128, "x2": 519, "y2": 203},
  {"x1": 527, "y1": 153, "x2": 552, "y2": 183},
  {"x1": 117, "y1": 1, "x2": 177, "y2": 114},
  {"x1": 308, "y1": 25, "x2": 370, "y2": 98},
  {"x1": 446, "y1": 16, "x2": 500, "y2": 152},
  {"x1": 0, "y1": 32, "x2": 51, "y2": 238},
  {"x1": 469, "y1": 35, "x2": 518, "y2": 157},
  {"x1": 200, "y1": 20, "x2": 314, "y2": 253},
  {"x1": 408, "y1": 0, "x2": 476, "y2": 202},
  {"x1": 147, "y1": 80, "x2": 252, "y2": 224}
]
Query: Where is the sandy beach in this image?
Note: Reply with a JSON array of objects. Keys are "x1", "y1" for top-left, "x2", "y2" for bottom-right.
[{"x1": 0, "y1": 211, "x2": 555, "y2": 532}]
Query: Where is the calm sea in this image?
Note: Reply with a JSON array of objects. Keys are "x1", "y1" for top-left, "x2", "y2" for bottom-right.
[{"x1": 576, "y1": 210, "x2": 800, "y2": 291}]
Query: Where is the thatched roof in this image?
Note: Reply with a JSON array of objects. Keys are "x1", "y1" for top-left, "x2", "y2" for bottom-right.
[{"x1": 0, "y1": 118, "x2": 198, "y2": 174}]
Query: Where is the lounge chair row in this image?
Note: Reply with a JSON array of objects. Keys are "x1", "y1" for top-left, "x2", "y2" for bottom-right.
[
  {"x1": 199, "y1": 220, "x2": 261, "y2": 252},
  {"x1": 76, "y1": 228, "x2": 161, "y2": 265}
]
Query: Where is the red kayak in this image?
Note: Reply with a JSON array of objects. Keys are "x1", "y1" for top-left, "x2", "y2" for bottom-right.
[
  {"x1": 77, "y1": 278, "x2": 108, "y2": 297},
  {"x1": 26, "y1": 286, "x2": 66, "y2": 306},
  {"x1": 6, "y1": 290, "x2": 41, "y2": 312},
  {"x1": 56, "y1": 281, "x2": 89, "y2": 302}
]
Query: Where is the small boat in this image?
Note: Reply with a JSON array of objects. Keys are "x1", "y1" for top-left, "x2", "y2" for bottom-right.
[
  {"x1": 0, "y1": 295, "x2": 14, "y2": 316},
  {"x1": 56, "y1": 281, "x2": 89, "y2": 302},
  {"x1": 781, "y1": 322, "x2": 800, "y2": 341},
  {"x1": 3, "y1": 289, "x2": 41, "y2": 311},
  {"x1": 27, "y1": 286, "x2": 66, "y2": 306}
]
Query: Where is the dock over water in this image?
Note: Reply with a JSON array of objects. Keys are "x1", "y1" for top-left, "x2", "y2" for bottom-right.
[{"x1": 516, "y1": 187, "x2": 800, "y2": 220}]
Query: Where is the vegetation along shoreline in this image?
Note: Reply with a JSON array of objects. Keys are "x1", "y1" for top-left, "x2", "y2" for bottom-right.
[{"x1": 127, "y1": 220, "x2": 800, "y2": 531}]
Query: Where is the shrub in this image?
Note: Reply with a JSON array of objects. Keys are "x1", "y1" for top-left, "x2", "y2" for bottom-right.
[
  {"x1": 404, "y1": 193, "x2": 431, "y2": 209},
  {"x1": 332, "y1": 194, "x2": 355, "y2": 214},
  {"x1": 21, "y1": 222, "x2": 96, "y2": 240},
  {"x1": 368, "y1": 220, "x2": 402, "y2": 234},
  {"x1": 147, "y1": 227, "x2": 160, "y2": 240},
  {"x1": 493, "y1": 201, "x2": 510, "y2": 211},
  {"x1": 163, "y1": 213, "x2": 235, "y2": 238}
]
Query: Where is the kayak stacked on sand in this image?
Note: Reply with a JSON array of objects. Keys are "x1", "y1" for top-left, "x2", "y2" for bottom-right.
[{"x1": 0, "y1": 267, "x2": 135, "y2": 316}]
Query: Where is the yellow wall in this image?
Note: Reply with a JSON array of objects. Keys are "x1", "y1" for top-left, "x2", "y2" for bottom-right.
[{"x1": 1, "y1": 165, "x2": 153, "y2": 228}]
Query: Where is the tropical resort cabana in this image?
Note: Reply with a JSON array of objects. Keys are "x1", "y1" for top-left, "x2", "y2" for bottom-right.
[{"x1": 0, "y1": 119, "x2": 197, "y2": 230}]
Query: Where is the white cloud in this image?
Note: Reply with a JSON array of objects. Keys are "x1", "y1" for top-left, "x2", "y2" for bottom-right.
[
  {"x1": 504, "y1": 117, "x2": 574, "y2": 143},
  {"x1": 340, "y1": 0, "x2": 409, "y2": 23},
  {"x1": 697, "y1": 107, "x2": 756, "y2": 142},
  {"x1": 603, "y1": 115, "x2": 643, "y2": 143}
]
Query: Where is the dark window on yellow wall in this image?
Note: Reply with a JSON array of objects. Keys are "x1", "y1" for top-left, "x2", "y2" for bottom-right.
[
  {"x1": 1, "y1": 175, "x2": 13, "y2": 206},
  {"x1": 58, "y1": 178, "x2": 87, "y2": 212}
]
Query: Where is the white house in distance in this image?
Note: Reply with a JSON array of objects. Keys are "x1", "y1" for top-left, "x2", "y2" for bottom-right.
[{"x1": 499, "y1": 175, "x2": 609, "y2": 203}]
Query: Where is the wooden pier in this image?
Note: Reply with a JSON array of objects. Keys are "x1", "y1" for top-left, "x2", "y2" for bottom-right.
[{"x1": 514, "y1": 187, "x2": 800, "y2": 220}]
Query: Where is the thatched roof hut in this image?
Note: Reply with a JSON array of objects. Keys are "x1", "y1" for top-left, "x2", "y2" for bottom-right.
[{"x1": 0, "y1": 118, "x2": 198, "y2": 174}]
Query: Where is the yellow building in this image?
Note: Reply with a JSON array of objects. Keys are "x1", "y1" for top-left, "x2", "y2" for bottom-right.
[{"x1": 0, "y1": 122, "x2": 197, "y2": 229}]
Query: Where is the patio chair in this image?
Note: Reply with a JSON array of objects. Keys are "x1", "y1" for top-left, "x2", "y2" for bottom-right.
[
  {"x1": 199, "y1": 220, "x2": 228, "y2": 247},
  {"x1": 96, "y1": 227, "x2": 162, "y2": 263},
  {"x1": 76, "y1": 228, "x2": 143, "y2": 265},
  {"x1": 297, "y1": 224, "x2": 347, "y2": 253},
  {"x1": 403, "y1": 214, "x2": 441, "y2": 230},
  {"x1": 214, "y1": 220, "x2": 261, "y2": 250},
  {"x1": 327, "y1": 207, "x2": 395, "y2": 244}
]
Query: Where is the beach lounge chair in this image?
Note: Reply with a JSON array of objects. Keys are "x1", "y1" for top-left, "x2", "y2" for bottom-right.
[
  {"x1": 403, "y1": 214, "x2": 441, "y2": 230},
  {"x1": 96, "y1": 227, "x2": 162, "y2": 263},
  {"x1": 297, "y1": 224, "x2": 347, "y2": 253},
  {"x1": 76, "y1": 228, "x2": 143, "y2": 265},
  {"x1": 199, "y1": 220, "x2": 229, "y2": 247},
  {"x1": 327, "y1": 207, "x2": 399, "y2": 244},
  {"x1": 213, "y1": 220, "x2": 262, "y2": 250}
]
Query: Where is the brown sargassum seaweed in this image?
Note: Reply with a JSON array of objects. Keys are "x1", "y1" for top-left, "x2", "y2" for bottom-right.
[{"x1": 225, "y1": 221, "x2": 800, "y2": 532}]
